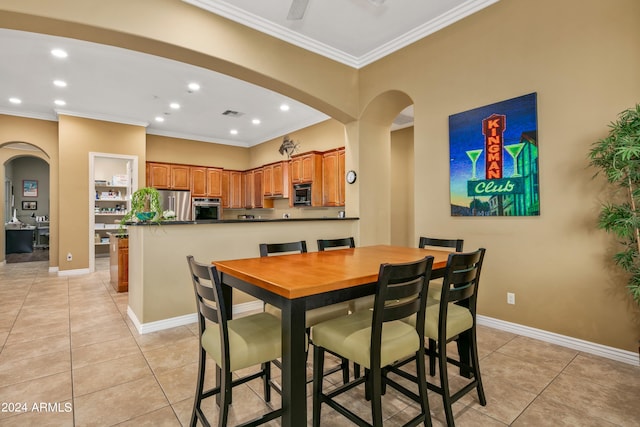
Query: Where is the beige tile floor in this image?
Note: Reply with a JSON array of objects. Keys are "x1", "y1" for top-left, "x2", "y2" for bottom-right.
[{"x1": 0, "y1": 259, "x2": 639, "y2": 426}]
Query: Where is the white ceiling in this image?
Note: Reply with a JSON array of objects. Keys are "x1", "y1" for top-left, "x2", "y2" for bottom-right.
[{"x1": 0, "y1": 0, "x2": 497, "y2": 147}]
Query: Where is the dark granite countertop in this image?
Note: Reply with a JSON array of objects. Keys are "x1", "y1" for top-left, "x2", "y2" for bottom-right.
[{"x1": 126, "y1": 217, "x2": 359, "y2": 226}]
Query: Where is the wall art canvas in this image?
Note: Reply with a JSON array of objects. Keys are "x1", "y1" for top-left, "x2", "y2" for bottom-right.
[
  {"x1": 449, "y1": 92, "x2": 539, "y2": 216},
  {"x1": 23, "y1": 180, "x2": 38, "y2": 197}
]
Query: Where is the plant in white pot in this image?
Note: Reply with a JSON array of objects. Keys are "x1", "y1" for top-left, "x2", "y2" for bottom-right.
[{"x1": 589, "y1": 103, "x2": 640, "y2": 305}]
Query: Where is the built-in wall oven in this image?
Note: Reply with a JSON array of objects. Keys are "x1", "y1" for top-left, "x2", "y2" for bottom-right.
[
  {"x1": 293, "y1": 183, "x2": 312, "y2": 206},
  {"x1": 192, "y1": 198, "x2": 222, "y2": 221}
]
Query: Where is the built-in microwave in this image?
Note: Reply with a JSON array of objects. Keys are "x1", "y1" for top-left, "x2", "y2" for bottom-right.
[
  {"x1": 293, "y1": 183, "x2": 312, "y2": 206},
  {"x1": 192, "y1": 198, "x2": 222, "y2": 221}
]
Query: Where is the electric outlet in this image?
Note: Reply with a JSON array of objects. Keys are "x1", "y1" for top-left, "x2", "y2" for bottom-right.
[
  {"x1": 507, "y1": 292, "x2": 515, "y2": 305},
  {"x1": 66, "y1": 253, "x2": 72, "y2": 261}
]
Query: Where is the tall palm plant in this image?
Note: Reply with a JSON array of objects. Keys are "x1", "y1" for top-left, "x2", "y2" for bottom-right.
[{"x1": 589, "y1": 104, "x2": 640, "y2": 305}]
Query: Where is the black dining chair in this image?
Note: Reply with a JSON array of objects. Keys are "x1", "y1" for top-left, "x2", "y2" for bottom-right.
[
  {"x1": 259, "y1": 240, "x2": 352, "y2": 384},
  {"x1": 401, "y1": 248, "x2": 487, "y2": 427},
  {"x1": 311, "y1": 256, "x2": 434, "y2": 427},
  {"x1": 186, "y1": 255, "x2": 282, "y2": 427},
  {"x1": 418, "y1": 236, "x2": 465, "y2": 375},
  {"x1": 316, "y1": 237, "x2": 355, "y2": 251}
]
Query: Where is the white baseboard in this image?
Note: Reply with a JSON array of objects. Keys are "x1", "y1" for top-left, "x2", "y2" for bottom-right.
[
  {"x1": 57, "y1": 267, "x2": 90, "y2": 276},
  {"x1": 477, "y1": 315, "x2": 639, "y2": 367},
  {"x1": 128, "y1": 300, "x2": 264, "y2": 334},
  {"x1": 126, "y1": 304, "x2": 638, "y2": 367},
  {"x1": 49, "y1": 266, "x2": 58, "y2": 273}
]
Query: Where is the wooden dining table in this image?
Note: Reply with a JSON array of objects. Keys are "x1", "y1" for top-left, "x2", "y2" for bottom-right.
[{"x1": 213, "y1": 244, "x2": 451, "y2": 427}]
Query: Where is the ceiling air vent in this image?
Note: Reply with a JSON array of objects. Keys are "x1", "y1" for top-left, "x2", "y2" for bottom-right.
[{"x1": 222, "y1": 110, "x2": 244, "y2": 117}]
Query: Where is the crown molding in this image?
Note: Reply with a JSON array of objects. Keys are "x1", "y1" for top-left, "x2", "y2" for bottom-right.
[
  {"x1": 0, "y1": 109, "x2": 57, "y2": 122},
  {"x1": 55, "y1": 109, "x2": 150, "y2": 127},
  {"x1": 182, "y1": 0, "x2": 499, "y2": 69}
]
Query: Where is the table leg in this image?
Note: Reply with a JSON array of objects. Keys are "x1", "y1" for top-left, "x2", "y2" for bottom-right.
[{"x1": 280, "y1": 298, "x2": 307, "y2": 427}]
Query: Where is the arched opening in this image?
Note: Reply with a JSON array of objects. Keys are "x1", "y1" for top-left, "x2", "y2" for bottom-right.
[
  {"x1": 355, "y1": 91, "x2": 414, "y2": 246},
  {"x1": 1, "y1": 142, "x2": 50, "y2": 263}
]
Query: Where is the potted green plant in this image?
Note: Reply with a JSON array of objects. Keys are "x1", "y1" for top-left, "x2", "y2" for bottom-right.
[
  {"x1": 588, "y1": 103, "x2": 640, "y2": 305},
  {"x1": 119, "y1": 187, "x2": 163, "y2": 232}
]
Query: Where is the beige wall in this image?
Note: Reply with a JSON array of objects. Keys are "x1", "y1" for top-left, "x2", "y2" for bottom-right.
[
  {"x1": 146, "y1": 134, "x2": 250, "y2": 171},
  {"x1": 358, "y1": 0, "x2": 640, "y2": 351},
  {"x1": 0, "y1": 0, "x2": 638, "y2": 352},
  {"x1": 58, "y1": 115, "x2": 146, "y2": 271},
  {"x1": 390, "y1": 127, "x2": 414, "y2": 247},
  {"x1": 250, "y1": 119, "x2": 345, "y2": 168}
]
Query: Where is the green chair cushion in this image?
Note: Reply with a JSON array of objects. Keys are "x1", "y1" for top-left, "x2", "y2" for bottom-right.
[
  {"x1": 201, "y1": 312, "x2": 281, "y2": 372},
  {"x1": 405, "y1": 302, "x2": 473, "y2": 340},
  {"x1": 312, "y1": 310, "x2": 421, "y2": 370},
  {"x1": 265, "y1": 302, "x2": 351, "y2": 328}
]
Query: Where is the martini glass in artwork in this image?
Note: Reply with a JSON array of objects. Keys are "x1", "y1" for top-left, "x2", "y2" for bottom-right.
[
  {"x1": 466, "y1": 149, "x2": 483, "y2": 180},
  {"x1": 504, "y1": 143, "x2": 525, "y2": 177}
]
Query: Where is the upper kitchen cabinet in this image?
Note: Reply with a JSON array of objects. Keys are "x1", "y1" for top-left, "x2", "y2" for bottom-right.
[
  {"x1": 192, "y1": 166, "x2": 222, "y2": 197},
  {"x1": 146, "y1": 162, "x2": 190, "y2": 190},
  {"x1": 263, "y1": 161, "x2": 289, "y2": 198},
  {"x1": 290, "y1": 152, "x2": 322, "y2": 184},
  {"x1": 221, "y1": 170, "x2": 243, "y2": 209},
  {"x1": 322, "y1": 148, "x2": 345, "y2": 207}
]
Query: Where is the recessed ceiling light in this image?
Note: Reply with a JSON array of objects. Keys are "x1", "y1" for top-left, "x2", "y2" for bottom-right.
[
  {"x1": 53, "y1": 80, "x2": 67, "y2": 87},
  {"x1": 51, "y1": 49, "x2": 68, "y2": 58},
  {"x1": 280, "y1": 104, "x2": 290, "y2": 111},
  {"x1": 9, "y1": 97, "x2": 22, "y2": 104},
  {"x1": 54, "y1": 99, "x2": 66, "y2": 106},
  {"x1": 252, "y1": 118, "x2": 261, "y2": 125},
  {"x1": 155, "y1": 116, "x2": 165, "y2": 122},
  {"x1": 170, "y1": 102, "x2": 180, "y2": 110},
  {"x1": 188, "y1": 82, "x2": 200, "y2": 91},
  {"x1": 230, "y1": 129, "x2": 238, "y2": 135}
]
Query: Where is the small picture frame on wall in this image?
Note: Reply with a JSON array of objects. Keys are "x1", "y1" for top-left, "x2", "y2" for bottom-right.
[
  {"x1": 23, "y1": 180, "x2": 38, "y2": 197},
  {"x1": 22, "y1": 201, "x2": 37, "y2": 210}
]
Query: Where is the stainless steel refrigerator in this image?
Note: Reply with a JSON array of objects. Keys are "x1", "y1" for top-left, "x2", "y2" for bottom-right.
[{"x1": 157, "y1": 190, "x2": 192, "y2": 221}]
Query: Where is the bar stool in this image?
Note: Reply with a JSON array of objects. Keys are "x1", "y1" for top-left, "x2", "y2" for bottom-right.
[
  {"x1": 187, "y1": 256, "x2": 282, "y2": 427},
  {"x1": 311, "y1": 256, "x2": 434, "y2": 427},
  {"x1": 402, "y1": 248, "x2": 487, "y2": 427}
]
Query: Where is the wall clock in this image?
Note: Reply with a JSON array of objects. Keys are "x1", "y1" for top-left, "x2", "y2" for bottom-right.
[{"x1": 346, "y1": 170, "x2": 357, "y2": 184}]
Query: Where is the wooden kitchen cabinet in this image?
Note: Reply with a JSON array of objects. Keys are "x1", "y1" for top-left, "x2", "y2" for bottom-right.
[
  {"x1": 109, "y1": 233, "x2": 128, "y2": 293},
  {"x1": 253, "y1": 168, "x2": 264, "y2": 208},
  {"x1": 243, "y1": 170, "x2": 254, "y2": 208},
  {"x1": 263, "y1": 161, "x2": 289, "y2": 198},
  {"x1": 222, "y1": 170, "x2": 243, "y2": 208},
  {"x1": 170, "y1": 164, "x2": 190, "y2": 190},
  {"x1": 322, "y1": 147, "x2": 345, "y2": 207},
  {"x1": 191, "y1": 167, "x2": 207, "y2": 196},
  {"x1": 146, "y1": 162, "x2": 190, "y2": 190},
  {"x1": 147, "y1": 162, "x2": 171, "y2": 189},
  {"x1": 291, "y1": 152, "x2": 322, "y2": 184},
  {"x1": 206, "y1": 168, "x2": 222, "y2": 197}
]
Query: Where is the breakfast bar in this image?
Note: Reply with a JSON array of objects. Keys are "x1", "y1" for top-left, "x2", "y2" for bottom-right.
[{"x1": 126, "y1": 217, "x2": 358, "y2": 333}]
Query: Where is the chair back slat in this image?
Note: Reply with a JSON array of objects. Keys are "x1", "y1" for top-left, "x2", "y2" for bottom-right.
[
  {"x1": 418, "y1": 236, "x2": 464, "y2": 252},
  {"x1": 260, "y1": 241, "x2": 307, "y2": 256},
  {"x1": 317, "y1": 237, "x2": 355, "y2": 251}
]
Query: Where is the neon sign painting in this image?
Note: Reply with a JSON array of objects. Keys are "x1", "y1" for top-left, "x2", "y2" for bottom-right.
[{"x1": 449, "y1": 93, "x2": 540, "y2": 216}]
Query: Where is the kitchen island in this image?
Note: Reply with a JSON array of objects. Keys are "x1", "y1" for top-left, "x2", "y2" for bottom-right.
[{"x1": 126, "y1": 217, "x2": 358, "y2": 333}]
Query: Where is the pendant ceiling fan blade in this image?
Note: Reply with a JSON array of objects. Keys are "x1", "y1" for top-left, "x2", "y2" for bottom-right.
[{"x1": 287, "y1": 0, "x2": 309, "y2": 20}]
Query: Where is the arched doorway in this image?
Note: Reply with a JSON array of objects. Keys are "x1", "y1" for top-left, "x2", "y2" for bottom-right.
[
  {"x1": 1, "y1": 143, "x2": 50, "y2": 263},
  {"x1": 354, "y1": 91, "x2": 414, "y2": 246}
]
